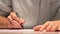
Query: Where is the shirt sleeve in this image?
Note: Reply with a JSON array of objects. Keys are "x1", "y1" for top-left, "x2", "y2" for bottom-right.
[{"x1": 0, "y1": 0, "x2": 12, "y2": 17}]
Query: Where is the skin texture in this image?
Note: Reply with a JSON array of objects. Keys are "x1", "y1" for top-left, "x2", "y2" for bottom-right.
[
  {"x1": 33, "y1": 20, "x2": 60, "y2": 32},
  {"x1": 7, "y1": 12, "x2": 25, "y2": 29}
]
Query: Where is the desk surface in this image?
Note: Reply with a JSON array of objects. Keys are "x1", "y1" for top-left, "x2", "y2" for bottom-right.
[{"x1": 0, "y1": 29, "x2": 60, "y2": 34}]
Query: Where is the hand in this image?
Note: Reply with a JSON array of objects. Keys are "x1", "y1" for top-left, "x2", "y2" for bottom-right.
[
  {"x1": 33, "y1": 20, "x2": 60, "y2": 32},
  {"x1": 7, "y1": 12, "x2": 25, "y2": 28}
]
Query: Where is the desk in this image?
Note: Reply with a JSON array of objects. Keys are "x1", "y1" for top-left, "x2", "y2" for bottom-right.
[{"x1": 0, "y1": 29, "x2": 59, "y2": 34}]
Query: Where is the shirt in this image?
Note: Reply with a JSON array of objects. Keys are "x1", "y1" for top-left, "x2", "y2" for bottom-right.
[{"x1": 0, "y1": 0, "x2": 40, "y2": 29}]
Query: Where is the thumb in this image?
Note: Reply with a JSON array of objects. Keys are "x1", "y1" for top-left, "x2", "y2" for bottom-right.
[{"x1": 10, "y1": 12, "x2": 17, "y2": 17}]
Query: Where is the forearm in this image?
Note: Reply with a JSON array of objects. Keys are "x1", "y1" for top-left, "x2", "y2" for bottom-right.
[{"x1": 0, "y1": 16, "x2": 9, "y2": 28}]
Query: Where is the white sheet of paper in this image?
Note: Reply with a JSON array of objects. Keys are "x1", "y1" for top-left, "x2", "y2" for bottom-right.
[
  {"x1": 0, "y1": 29, "x2": 34, "y2": 32},
  {"x1": 0, "y1": 29, "x2": 59, "y2": 34},
  {"x1": 0, "y1": 29, "x2": 46, "y2": 34}
]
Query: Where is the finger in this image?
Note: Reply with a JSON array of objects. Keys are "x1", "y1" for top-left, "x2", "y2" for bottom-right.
[
  {"x1": 10, "y1": 12, "x2": 17, "y2": 17},
  {"x1": 8, "y1": 19, "x2": 22, "y2": 28},
  {"x1": 8, "y1": 16, "x2": 22, "y2": 28},
  {"x1": 8, "y1": 22, "x2": 13, "y2": 28},
  {"x1": 40, "y1": 21, "x2": 50, "y2": 31},
  {"x1": 45, "y1": 23, "x2": 53, "y2": 32},
  {"x1": 8, "y1": 16, "x2": 14, "y2": 25},
  {"x1": 11, "y1": 20, "x2": 20, "y2": 27},
  {"x1": 10, "y1": 12, "x2": 19, "y2": 21},
  {"x1": 20, "y1": 18, "x2": 25, "y2": 25},
  {"x1": 50, "y1": 25, "x2": 57, "y2": 32},
  {"x1": 12, "y1": 17, "x2": 25, "y2": 25},
  {"x1": 8, "y1": 22, "x2": 22, "y2": 28},
  {"x1": 8, "y1": 16, "x2": 20, "y2": 26},
  {"x1": 8, "y1": 25, "x2": 22, "y2": 29},
  {"x1": 57, "y1": 26, "x2": 60, "y2": 30},
  {"x1": 10, "y1": 20, "x2": 22, "y2": 28},
  {"x1": 10, "y1": 12, "x2": 25, "y2": 25},
  {"x1": 10, "y1": 12, "x2": 24, "y2": 24},
  {"x1": 33, "y1": 25, "x2": 42, "y2": 31},
  {"x1": 11, "y1": 23, "x2": 22, "y2": 28}
]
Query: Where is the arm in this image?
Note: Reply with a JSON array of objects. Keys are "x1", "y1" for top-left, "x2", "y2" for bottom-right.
[
  {"x1": 0, "y1": 0, "x2": 12, "y2": 28},
  {"x1": 0, "y1": 16, "x2": 9, "y2": 28}
]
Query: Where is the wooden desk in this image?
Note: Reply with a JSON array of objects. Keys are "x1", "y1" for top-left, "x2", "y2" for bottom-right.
[{"x1": 0, "y1": 29, "x2": 59, "y2": 34}]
